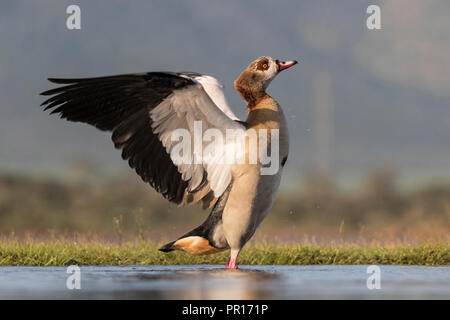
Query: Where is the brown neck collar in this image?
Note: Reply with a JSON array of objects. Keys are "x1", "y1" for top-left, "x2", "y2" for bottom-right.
[
  {"x1": 234, "y1": 70, "x2": 269, "y2": 113},
  {"x1": 238, "y1": 90, "x2": 266, "y2": 113},
  {"x1": 234, "y1": 84, "x2": 267, "y2": 113},
  {"x1": 246, "y1": 94, "x2": 269, "y2": 113}
]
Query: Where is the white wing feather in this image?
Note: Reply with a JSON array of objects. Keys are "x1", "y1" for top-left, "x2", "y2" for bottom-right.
[
  {"x1": 150, "y1": 78, "x2": 245, "y2": 198},
  {"x1": 194, "y1": 75, "x2": 240, "y2": 121}
]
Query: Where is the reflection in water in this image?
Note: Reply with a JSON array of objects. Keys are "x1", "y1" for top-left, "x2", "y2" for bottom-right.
[
  {"x1": 135, "y1": 268, "x2": 278, "y2": 299},
  {"x1": 0, "y1": 265, "x2": 449, "y2": 299},
  {"x1": 171, "y1": 269, "x2": 277, "y2": 299}
]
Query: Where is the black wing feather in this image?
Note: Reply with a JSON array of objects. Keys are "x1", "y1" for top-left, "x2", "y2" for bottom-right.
[{"x1": 40, "y1": 72, "x2": 195, "y2": 204}]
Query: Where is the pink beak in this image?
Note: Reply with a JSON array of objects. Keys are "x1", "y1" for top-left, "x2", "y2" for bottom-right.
[{"x1": 276, "y1": 59, "x2": 298, "y2": 72}]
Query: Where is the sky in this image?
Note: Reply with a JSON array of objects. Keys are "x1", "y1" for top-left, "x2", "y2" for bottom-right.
[{"x1": 0, "y1": 0, "x2": 449, "y2": 188}]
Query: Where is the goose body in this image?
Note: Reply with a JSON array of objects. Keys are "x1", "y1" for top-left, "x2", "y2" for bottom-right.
[{"x1": 41, "y1": 57, "x2": 297, "y2": 269}]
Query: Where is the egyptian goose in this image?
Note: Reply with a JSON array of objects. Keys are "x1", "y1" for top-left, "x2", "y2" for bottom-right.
[{"x1": 41, "y1": 56, "x2": 297, "y2": 269}]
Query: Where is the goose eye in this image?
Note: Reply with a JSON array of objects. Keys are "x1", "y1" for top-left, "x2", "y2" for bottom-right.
[{"x1": 256, "y1": 59, "x2": 270, "y2": 71}]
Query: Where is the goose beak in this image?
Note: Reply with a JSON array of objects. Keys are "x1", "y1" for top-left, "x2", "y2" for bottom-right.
[{"x1": 276, "y1": 60, "x2": 298, "y2": 72}]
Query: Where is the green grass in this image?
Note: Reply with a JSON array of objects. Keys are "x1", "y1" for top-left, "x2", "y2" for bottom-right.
[{"x1": 0, "y1": 240, "x2": 448, "y2": 266}]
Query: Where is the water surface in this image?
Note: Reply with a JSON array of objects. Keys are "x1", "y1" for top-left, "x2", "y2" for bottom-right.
[{"x1": 0, "y1": 265, "x2": 449, "y2": 299}]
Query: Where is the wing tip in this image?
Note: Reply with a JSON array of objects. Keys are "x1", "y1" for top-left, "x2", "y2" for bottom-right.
[{"x1": 158, "y1": 241, "x2": 176, "y2": 253}]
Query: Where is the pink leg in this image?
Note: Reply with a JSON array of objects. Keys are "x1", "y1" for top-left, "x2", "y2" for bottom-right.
[
  {"x1": 225, "y1": 249, "x2": 240, "y2": 269},
  {"x1": 225, "y1": 257, "x2": 231, "y2": 268},
  {"x1": 226, "y1": 258, "x2": 238, "y2": 269}
]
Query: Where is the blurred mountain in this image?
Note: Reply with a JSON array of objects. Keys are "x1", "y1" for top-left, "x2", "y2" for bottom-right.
[{"x1": 0, "y1": 0, "x2": 449, "y2": 187}]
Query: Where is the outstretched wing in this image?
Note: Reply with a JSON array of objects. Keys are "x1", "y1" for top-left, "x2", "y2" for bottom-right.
[{"x1": 41, "y1": 72, "x2": 245, "y2": 208}]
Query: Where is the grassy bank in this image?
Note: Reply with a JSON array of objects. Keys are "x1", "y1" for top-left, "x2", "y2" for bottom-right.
[{"x1": 0, "y1": 240, "x2": 448, "y2": 266}]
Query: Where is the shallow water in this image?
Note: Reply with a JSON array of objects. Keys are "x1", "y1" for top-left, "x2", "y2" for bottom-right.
[{"x1": 0, "y1": 265, "x2": 449, "y2": 299}]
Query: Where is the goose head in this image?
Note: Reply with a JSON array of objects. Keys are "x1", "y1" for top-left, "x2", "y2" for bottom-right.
[{"x1": 234, "y1": 56, "x2": 297, "y2": 107}]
